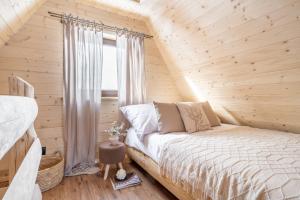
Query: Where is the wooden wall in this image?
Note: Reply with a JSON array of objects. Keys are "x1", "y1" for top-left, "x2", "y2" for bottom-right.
[
  {"x1": 71, "y1": 0, "x2": 300, "y2": 134},
  {"x1": 0, "y1": 0, "x2": 45, "y2": 47},
  {"x1": 0, "y1": 0, "x2": 182, "y2": 154},
  {"x1": 144, "y1": 0, "x2": 300, "y2": 134},
  {"x1": 1, "y1": 0, "x2": 299, "y2": 155}
]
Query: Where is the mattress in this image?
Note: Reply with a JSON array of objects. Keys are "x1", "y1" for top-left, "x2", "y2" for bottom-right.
[
  {"x1": 125, "y1": 123, "x2": 236, "y2": 163},
  {"x1": 126, "y1": 124, "x2": 300, "y2": 199},
  {"x1": 159, "y1": 126, "x2": 300, "y2": 200},
  {"x1": 0, "y1": 95, "x2": 38, "y2": 159},
  {"x1": 3, "y1": 138, "x2": 42, "y2": 200}
]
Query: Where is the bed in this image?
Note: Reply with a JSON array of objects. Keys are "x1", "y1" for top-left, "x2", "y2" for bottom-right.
[
  {"x1": 0, "y1": 96, "x2": 38, "y2": 159},
  {"x1": 125, "y1": 124, "x2": 300, "y2": 200},
  {"x1": 0, "y1": 76, "x2": 42, "y2": 200}
]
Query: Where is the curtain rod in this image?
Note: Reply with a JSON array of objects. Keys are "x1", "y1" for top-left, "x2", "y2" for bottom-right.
[{"x1": 48, "y1": 11, "x2": 153, "y2": 39}]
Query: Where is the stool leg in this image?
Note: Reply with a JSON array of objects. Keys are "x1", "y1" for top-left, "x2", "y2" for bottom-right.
[
  {"x1": 99, "y1": 163, "x2": 104, "y2": 172},
  {"x1": 104, "y1": 164, "x2": 110, "y2": 180},
  {"x1": 118, "y1": 162, "x2": 123, "y2": 169}
]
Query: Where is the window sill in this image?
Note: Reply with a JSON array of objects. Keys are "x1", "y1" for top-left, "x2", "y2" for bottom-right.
[{"x1": 101, "y1": 96, "x2": 118, "y2": 101}]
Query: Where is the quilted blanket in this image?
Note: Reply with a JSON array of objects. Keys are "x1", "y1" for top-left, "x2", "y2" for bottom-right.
[
  {"x1": 158, "y1": 125, "x2": 300, "y2": 200},
  {"x1": 0, "y1": 95, "x2": 38, "y2": 159}
]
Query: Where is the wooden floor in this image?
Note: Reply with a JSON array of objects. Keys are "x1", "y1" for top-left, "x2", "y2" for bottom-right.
[{"x1": 43, "y1": 162, "x2": 178, "y2": 200}]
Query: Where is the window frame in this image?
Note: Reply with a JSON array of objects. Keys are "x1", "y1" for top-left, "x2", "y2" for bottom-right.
[
  {"x1": 101, "y1": 90, "x2": 118, "y2": 97},
  {"x1": 102, "y1": 38, "x2": 118, "y2": 98}
]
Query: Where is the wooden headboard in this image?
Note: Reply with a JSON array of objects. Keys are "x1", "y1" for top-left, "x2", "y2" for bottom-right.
[{"x1": 8, "y1": 76, "x2": 34, "y2": 98}]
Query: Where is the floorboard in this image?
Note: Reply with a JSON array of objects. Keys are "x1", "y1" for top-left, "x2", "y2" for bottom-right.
[{"x1": 43, "y1": 162, "x2": 178, "y2": 200}]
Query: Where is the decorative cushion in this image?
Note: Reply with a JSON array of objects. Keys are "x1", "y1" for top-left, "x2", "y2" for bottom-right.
[
  {"x1": 153, "y1": 101, "x2": 185, "y2": 134},
  {"x1": 176, "y1": 102, "x2": 211, "y2": 133},
  {"x1": 201, "y1": 101, "x2": 221, "y2": 126},
  {"x1": 120, "y1": 104, "x2": 158, "y2": 140}
]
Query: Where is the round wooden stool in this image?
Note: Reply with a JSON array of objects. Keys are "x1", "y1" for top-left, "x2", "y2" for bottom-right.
[{"x1": 98, "y1": 141, "x2": 125, "y2": 180}]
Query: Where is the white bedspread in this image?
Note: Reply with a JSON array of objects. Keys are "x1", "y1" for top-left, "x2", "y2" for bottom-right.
[
  {"x1": 159, "y1": 125, "x2": 300, "y2": 200},
  {"x1": 0, "y1": 95, "x2": 38, "y2": 159},
  {"x1": 3, "y1": 138, "x2": 42, "y2": 200},
  {"x1": 125, "y1": 124, "x2": 235, "y2": 163}
]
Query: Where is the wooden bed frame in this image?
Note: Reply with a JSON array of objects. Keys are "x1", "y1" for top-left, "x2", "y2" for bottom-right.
[{"x1": 127, "y1": 147, "x2": 195, "y2": 200}]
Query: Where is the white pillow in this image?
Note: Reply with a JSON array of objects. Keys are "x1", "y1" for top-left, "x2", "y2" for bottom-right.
[{"x1": 120, "y1": 104, "x2": 158, "y2": 140}]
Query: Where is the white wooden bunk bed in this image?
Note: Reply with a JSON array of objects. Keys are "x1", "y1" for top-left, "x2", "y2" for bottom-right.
[{"x1": 0, "y1": 76, "x2": 42, "y2": 200}]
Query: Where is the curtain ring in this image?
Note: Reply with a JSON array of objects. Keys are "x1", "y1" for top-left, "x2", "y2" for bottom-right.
[
  {"x1": 76, "y1": 16, "x2": 79, "y2": 26},
  {"x1": 93, "y1": 20, "x2": 97, "y2": 32},
  {"x1": 123, "y1": 28, "x2": 128, "y2": 37},
  {"x1": 62, "y1": 14, "x2": 67, "y2": 23},
  {"x1": 116, "y1": 28, "x2": 124, "y2": 36},
  {"x1": 68, "y1": 14, "x2": 73, "y2": 25},
  {"x1": 100, "y1": 22, "x2": 104, "y2": 31}
]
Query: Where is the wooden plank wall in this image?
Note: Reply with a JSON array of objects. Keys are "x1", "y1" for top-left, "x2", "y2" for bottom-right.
[
  {"x1": 144, "y1": 0, "x2": 300, "y2": 134},
  {"x1": 0, "y1": 0, "x2": 182, "y2": 154},
  {"x1": 1, "y1": 0, "x2": 299, "y2": 152},
  {"x1": 0, "y1": 0, "x2": 45, "y2": 47},
  {"x1": 73, "y1": 0, "x2": 300, "y2": 134}
]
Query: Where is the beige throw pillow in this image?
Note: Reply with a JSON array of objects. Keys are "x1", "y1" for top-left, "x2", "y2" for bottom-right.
[
  {"x1": 153, "y1": 102, "x2": 185, "y2": 134},
  {"x1": 201, "y1": 101, "x2": 221, "y2": 126},
  {"x1": 177, "y1": 102, "x2": 211, "y2": 133}
]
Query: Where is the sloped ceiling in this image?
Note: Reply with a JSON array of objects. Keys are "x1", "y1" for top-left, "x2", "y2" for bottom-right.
[
  {"x1": 1, "y1": 0, "x2": 300, "y2": 133},
  {"x1": 0, "y1": 0, "x2": 46, "y2": 47}
]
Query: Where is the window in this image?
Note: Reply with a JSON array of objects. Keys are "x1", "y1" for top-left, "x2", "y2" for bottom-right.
[{"x1": 102, "y1": 38, "x2": 118, "y2": 97}]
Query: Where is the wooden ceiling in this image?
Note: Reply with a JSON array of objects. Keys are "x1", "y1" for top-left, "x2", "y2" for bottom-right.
[
  {"x1": 0, "y1": 0, "x2": 46, "y2": 47},
  {"x1": 1, "y1": 0, "x2": 300, "y2": 133}
]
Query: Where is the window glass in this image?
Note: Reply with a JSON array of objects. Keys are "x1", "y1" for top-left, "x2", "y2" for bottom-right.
[{"x1": 102, "y1": 40, "x2": 118, "y2": 92}]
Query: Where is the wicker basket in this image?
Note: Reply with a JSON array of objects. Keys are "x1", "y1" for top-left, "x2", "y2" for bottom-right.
[{"x1": 37, "y1": 151, "x2": 64, "y2": 192}]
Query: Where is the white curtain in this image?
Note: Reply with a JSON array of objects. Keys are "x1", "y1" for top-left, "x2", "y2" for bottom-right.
[
  {"x1": 63, "y1": 17, "x2": 103, "y2": 176},
  {"x1": 116, "y1": 32, "x2": 146, "y2": 106}
]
